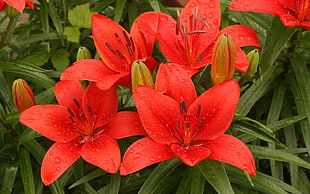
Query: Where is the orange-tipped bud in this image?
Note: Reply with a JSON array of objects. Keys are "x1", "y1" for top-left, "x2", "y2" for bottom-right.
[
  {"x1": 12, "y1": 79, "x2": 36, "y2": 112},
  {"x1": 131, "y1": 60, "x2": 154, "y2": 90},
  {"x1": 211, "y1": 33, "x2": 236, "y2": 85},
  {"x1": 76, "y1": 47, "x2": 92, "y2": 61}
]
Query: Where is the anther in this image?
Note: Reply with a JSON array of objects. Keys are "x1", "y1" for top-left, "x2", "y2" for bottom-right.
[
  {"x1": 180, "y1": 101, "x2": 187, "y2": 114},
  {"x1": 197, "y1": 118, "x2": 205, "y2": 129},
  {"x1": 69, "y1": 116, "x2": 76, "y2": 124},
  {"x1": 198, "y1": 18, "x2": 210, "y2": 28},
  {"x1": 188, "y1": 30, "x2": 207, "y2": 34},
  {"x1": 176, "y1": 119, "x2": 180, "y2": 129},
  {"x1": 114, "y1": 32, "x2": 120, "y2": 40},
  {"x1": 73, "y1": 98, "x2": 80, "y2": 108},
  {"x1": 67, "y1": 108, "x2": 75, "y2": 117},
  {"x1": 80, "y1": 113, "x2": 86, "y2": 122},
  {"x1": 126, "y1": 43, "x2": 133, "y2": 56},
  {"x1": 196, "y1": 104, "x2": 201, "y2": 118},
  {"x1": 86, "y1": 104, "x2": 92, "y2": 116},
  {"x1": 194, "y1": 6, "x2": 199, "y2": 27},
  {"x1": 105, "y1": 42, "x2": 116, "y2": 55},
  {"x1": 116, "y1": 50, "x2": 125, "y2": 59}
]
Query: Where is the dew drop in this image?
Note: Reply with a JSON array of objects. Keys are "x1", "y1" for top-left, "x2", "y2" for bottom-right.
[
  {"x1": 159, "y1": 15, "x2": 168, "y2": 21},
  {"x1": 82, "y1": 72, "x2": 87, "y2": 76},
  {"x1": 134, "y1": 152, "x2": 142, "y2": 159},
  {"x1": 54, "y1": 157, "x2": 61, "y2": 164},
  {"x1": 149, "y1": 157, "x2": 155, "y2": 162},
  {"x1": 56, "y1": 167, "x2": 61, "y2": 172}
]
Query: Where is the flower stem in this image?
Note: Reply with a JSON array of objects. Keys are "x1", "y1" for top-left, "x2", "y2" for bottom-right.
[{"x1": 0, "y1": 16, "x2": 17, "y2": 49}]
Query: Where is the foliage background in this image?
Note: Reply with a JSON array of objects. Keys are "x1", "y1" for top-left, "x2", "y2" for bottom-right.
[{"x1": 0, "y1": 0, "x2": 309, "y2": 193}]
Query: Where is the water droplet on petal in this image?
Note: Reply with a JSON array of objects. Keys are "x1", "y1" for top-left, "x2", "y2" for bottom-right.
[
  {"x1": 134, "y1": 152, "x2": 141, "y2": 159},
  {"x1": 54, "y1": 157, "x2": 61, "y2": 164}
]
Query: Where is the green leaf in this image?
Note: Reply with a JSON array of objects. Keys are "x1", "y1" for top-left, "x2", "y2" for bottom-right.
[
  {"x1": 109, "y1": 173, "x2": 121, "y2": 194},
  {"x1": 23, "y1": 46, "x2": 51, "y2": 66},
  {"x1": 51, "y1": 48, "x2": 70, "y2": 72},
  {"x1": 114, "y1": 0, "x2": 127, "y2": 23},
  {"x1": 64, "y1": 26, "x2": 81, "y2": 43},
  {"x1": 138, "y1": 158, "x2": 182, "y2": 194},
  {"x1": 148, "y1": 0, "x2": 161, "y2": 12},
  {"x1": 198, "y1": 159, "x2": 234, "y2": 194},
  {"x1": 259, "y1": 17, "x2": 296, "y2": 75},
  {"x1": 190, "y1": 166, "x2": 205, "y2": 194},
  {"x1": 0, "y1": 166, "x2": 19, "y2": 194},
  {"x1": 249, "y1": 145, "x2": 310, "y2": 169},
  {"x1": 68, "y1": 3, "x2": 94, "y2": 28},
  {"x1": 69, "y1": 168, "x2": 106, "y2": 189},
  {"x1": 19, "y1": 148, "x2": 36, "y2": 194}
]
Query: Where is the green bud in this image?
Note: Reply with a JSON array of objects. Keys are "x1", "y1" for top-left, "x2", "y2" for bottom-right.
[
  {"x1": 5, "y1": 4, "x2": 19, "y2": 18},
  {"x1": 76, "y1": 47, "x2": 92, "y2": 61},
  {"x1": 131, "y1": 60, "x2": 154, "y2": 90},
  {"x1": 240, "y1": 49, "x2": 259, "y2": 81}
]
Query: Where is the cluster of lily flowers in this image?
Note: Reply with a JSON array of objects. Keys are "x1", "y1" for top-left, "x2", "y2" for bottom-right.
[{"x1": 9, "y1": 0, "x2": 310, "y2": 186}]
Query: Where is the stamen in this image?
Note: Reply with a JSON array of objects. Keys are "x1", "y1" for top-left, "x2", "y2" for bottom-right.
[
  {"x1": 126, "y1": 43, "x2": 133, "y2": 56},
  {"x1": 180, "y1": 101, "x2": 187, "y2": 114},
  {"x1": 114, "y1": 32, "x2": 120, "y2": 40},
  {"x1": 176, "y1": 119, "x2": 180, "y2": 129},
  {"x1": 186, "y1": 122, "x2": 191, "y2": 130},
  {"x1": 80, "y1": 113, "x2": 86, "y2": 122},
  {"x1": 194, "y1": 7, "x2": 199, "y2": 27},
  {"x1": 198, "y1": 18, "x2": 210, "y2": 28},
  {"x1": 67, "y1": 108, "x2": 75, "y2": 117},
  {"x1": 197, "y1": 118, "x2": 205, "y2": 129},
  {"x1": 69, "y1": 116, "x2": 76, "y2": 124},
  {"x1": 130, "y1": 37, "x2": 135, "y2": 52},
  {"x1": 188, "y1": 30, "x2": 207, "y2": 34},
  {"x1": 73, "y1": 98, "x2": 80, "y2": 108},
  {"x1": 196, "y1": 104, "x2": 201, "y2": 118},
  {"x1": 116, "y1": 49, "x2": 125, "y2": 59},
  {"x1": 86, "y1": 104, "x2": 92, "y2": 116},
  {"x1": 122, "y1": 31, "x2": 131, "y2": 46},
  {"x1": 105, "y1": 42, "x2": 116, "y2": 55}
]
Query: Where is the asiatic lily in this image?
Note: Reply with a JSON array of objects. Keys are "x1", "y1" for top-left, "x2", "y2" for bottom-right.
[
  {"x1": 12, "y1": 79, "x2": 36, "y2": 113},
  {"x1": 120, "y1": 63, "x2": 256, "y2": 176},
  {"x1": 61, "y1": 13, "x2": 158, "y2": 90},
  {"x1": 137, "y1": 0, "x2": 260, "y2": 75},
  {"x1": 0, "y1": 0, "x2": 34, "y2": 12},
  {"x1": 19, "y1": 80, "x2": 146, "y2": 185},
  {"x1": 229, "y1": 0, "x2": 310, "y2": 30}
]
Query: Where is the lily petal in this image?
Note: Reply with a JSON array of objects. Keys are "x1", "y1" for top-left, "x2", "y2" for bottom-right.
[
  {"x1": 92, "y1": 14, "x2": 137, "y2": 72},
  {"x1": 189, "y1": 79, "x2": 240, "y2": 140},
  {"x1": 204, "y1": 134, "x2": 256, "y2": 176},
  {"x1": 120, "y1": 137, "x2": 175, "y2": 175},
  {"x1": 19, "y1": 105, "x2": 80, "y2": 143},
  {"x1": 105, "y1": 111, "x2": 146, "y2": 139},
  {"x1": 170, "y1": 143, "x2": 211, "y2": 166},
  {"x1": 131, "y1": 12, "x2": 158, "y2": 58},
  {"x1": 25, "y1": 0, "x2": 34, "y2": 9},
  {"x1": 155, "y1": 63, "x2": 197, "y2": 106},
  {"x1": 54, "y1": 80, "x2": 84, "y2": 113},
  {"x1": 81, "y1": 134, "x2": 120, "y2": 173},
  {"x1": 229, "y1": 0, "x2": 287, "y2": 16},
  {"x1": 133, "y1": 86, "x2": 182, "y2": 144},
  {"x1": 41, "y1": 140, "x2": 82, "y2": 185},
  {"x1": 61, "y1": 59, "x2": 128, "y2": 90},
  {"x1": 220, "y1": 25, "x2": 261, "y2": 49},
  {"x1": 82, "y1": 83, "x2": 118, "y2": 128},
  {"x1": 4, "y1": 0, "x2": 25, "y2": 12}
]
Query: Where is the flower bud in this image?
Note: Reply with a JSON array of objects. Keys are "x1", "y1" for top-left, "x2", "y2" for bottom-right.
[
  {"x1": 12, "y1": 79, "x2": 36, "y2": 112},
  {"x1": 76, "y1": 47, "x2": 92, "y2": 61},
  {"x1": 211, "y1": 33, "x2": 236, "y2": 85},
  {"x1": 131, "y1": 60, "x2": 154, "y2": 90},
  {"x1": 240, "y1": 49, "x2": 259, "y2": 81},
  {"x1": 5, "y1": 4, "x2": 19, "y2": 18}
]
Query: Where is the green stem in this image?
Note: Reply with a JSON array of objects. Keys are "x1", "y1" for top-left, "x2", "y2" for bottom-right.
[{"x1": 0, "y1": 16, "x2": 16, "y2": 49}]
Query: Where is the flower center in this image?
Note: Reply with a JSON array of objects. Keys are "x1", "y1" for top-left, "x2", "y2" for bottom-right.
[
  {"x1": 176, "y1": 7, "x2": 209, "y2": 65},
  {"x1": 174, "y1": 101, "x2": 205, "y2": 146},
  {"x1": 296, "y1": 0, "x2": 310, "y2": 21},
  {"x1": 67, "y1": 98, "x2": 100, "y2": 138}
]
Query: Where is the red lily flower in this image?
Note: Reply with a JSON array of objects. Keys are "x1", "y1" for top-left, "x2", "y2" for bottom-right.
[
  {"x1": 120, "y1": 63, "x2": 256, "y2": 176},
  {"x1": 230, "y1": 0, "x2": 310, "y2": 30},
  {"x1": 0, "y1": 0, "x2": 34, "y2": 12},
  {"x1": 61, "y1": 13, "x2": 158, "y2": 90},
  {"x1": 19, "y1": 80, "x2": 146, "y2": 185},
  {"x1": 137, "y1": 0, "x2": 260, "y2": 75}
]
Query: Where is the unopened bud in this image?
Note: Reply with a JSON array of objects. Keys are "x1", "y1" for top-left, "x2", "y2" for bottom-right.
[
  {"x1": 76, "y1": 47, "x2": 92, "y2": 61},
  {"x1": 240, "y1": 49, "x2": 259, "y2": 81},
  {"x1": 131, "y1": 60, "x2": 154, "y2": 90},
  {"x1": 5, "y1": 4, "x2": 19, "y2": 18},
  {"x1": 211, "y1": 34, "x2": 236, "y2": 85},
  {"x1": 12, "y1": 79, "x2": 36, "y2": 113}
]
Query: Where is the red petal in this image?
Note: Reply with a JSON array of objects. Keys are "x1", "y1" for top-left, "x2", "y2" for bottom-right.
[
  {"x1": 19, "y1": 105, "x2": 80, "y2": 142},
  {"x1": 104, "y1": 111, "x2": 146, "y2": 139},
  {"x1": 25, "y1": 0, "x2": 34, "y2": 9},
  {"x1": 140, "y1": 12, "x2": 188, "y2": 65},
  {"x1": 170, "y1": 143, "x2": 211, "y2": 166},
  {"x1": 92, "y1": 14, "x2": 137, "y2": 72},
  {"x1": 41, "y1": 140, "x2": 82, "y2": 185},
  {"x1": 81, "y1": 134, "x2": 120, "y2": 173},
  {"x1": 189, "y1": 79, "x2": 240, "y2": 140},
  {"x1": 229, "y1": 0, "x2": 287, "y2": 16},
  {"x1": 120, "y1": 137, "x2": 174, "y2": 175},
  {"x1": 54, "y1": 80, "x2": 84, "y2": 113},
  {"x1": 220, "y1": 25, "x2": 261, "y2": 49},
  {"x1": 155, "y1": 63, "x2": 197, "y2": 106},
  {"x1": 0, "y1": 1, "x2": 5, "y2": 11},
  {"x1": 181, "y1": 0, "x2": 221, "y2": 56},
  {"x1": 278, "y1": 0, "x2": 296, "y2": 12},
  {"x1": 130, "y1": 12, "x2": 157, "y2": 58},
  {"x1": 4, "y1": 0, "x2": 24, "y2": 12},
  {"x1": 133, "y1": 86, "x2": 182, "y2": 144},
  {"x1": 204, "y1": 134, "x2": 256, "y2": 176},
  {"x1": 61, "y1": 59, "x2": 128, "y2": 90},
  {"x1": 235, "y1": 47, "x2": 249, "y2": 72},
  {"x1": 82, "y1": 83, "x2": 118, "y2": 128}
]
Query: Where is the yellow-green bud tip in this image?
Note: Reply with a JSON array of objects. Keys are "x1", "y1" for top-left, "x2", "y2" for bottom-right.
[
  {"x1": 131, "y1": 60, "x2": 154, "y2": 90},
  {"x1": 76, "y1": 47, "x2": 92, "y2": 61}
]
